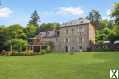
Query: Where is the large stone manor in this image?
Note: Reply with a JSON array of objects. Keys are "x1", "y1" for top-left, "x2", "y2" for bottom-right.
[{"x1": 29, "y1": 18, "x2": 96, "y2": 52}]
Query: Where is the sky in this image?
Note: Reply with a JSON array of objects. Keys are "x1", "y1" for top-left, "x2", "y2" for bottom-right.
[{"x1": 0, "y1": 0, "x2": 118, "y2": 26}]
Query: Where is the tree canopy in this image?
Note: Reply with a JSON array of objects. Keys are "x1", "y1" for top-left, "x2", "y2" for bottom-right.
[
  {"x1": 111, "y1": 2, "x2": 119, "y2": 24},
  {"x1": 87, "y1": 10, "x2": 101, "y2": 28},
  {"x1": 39, "y1": 23, "x2": 60, "y2": 31}
]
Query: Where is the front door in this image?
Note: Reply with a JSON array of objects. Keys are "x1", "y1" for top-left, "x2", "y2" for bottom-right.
[
  {"x1": 65, "y1": 46, "x2": 70, "y2": 52},
  {"x1": 65, "y1": 46, "x2": 68, "y2": 52}
]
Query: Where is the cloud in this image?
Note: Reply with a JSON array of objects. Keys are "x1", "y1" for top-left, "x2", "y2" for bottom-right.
[
  {"x1": 56, "y1": 7, "x2": 84, "y2": 16},
  {"x1": 0, "y1": 7, "x2": 13, "y2": 17}
]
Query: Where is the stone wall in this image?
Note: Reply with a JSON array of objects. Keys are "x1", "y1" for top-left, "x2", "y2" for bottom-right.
[{"x1": 57, "y1": 23, "x2": 92, "y2": 52}]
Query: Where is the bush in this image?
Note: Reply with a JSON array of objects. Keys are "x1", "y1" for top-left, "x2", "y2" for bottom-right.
[
  {"x1": 40, "y1": 50, "x2": 47, "y2": 55},
  {"x1": 93, "y1": 47, "x2": 113, "y2": 52},
  {"x1": 6, "y1": 51, "x2": 35, "y2": 56},
  {"x1": 40, "y1": 49, "x2": 50, "y2": 55}
]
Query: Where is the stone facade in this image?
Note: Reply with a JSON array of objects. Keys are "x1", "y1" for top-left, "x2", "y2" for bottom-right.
[{"x1": 31, "y1": 18, "x2": 96, "y2": 52}]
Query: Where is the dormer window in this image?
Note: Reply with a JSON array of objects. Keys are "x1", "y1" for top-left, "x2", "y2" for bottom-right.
[{"x1": 80, "y1": 20, "x2": 83, "y2": 23}]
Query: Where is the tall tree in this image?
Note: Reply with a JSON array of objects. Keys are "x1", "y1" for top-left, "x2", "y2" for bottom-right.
[
  {"x1": 25, "y1": 24, "x2": 38, "y2": 38},
  {"x1": 26, "y1": 10, "x2": 40, "y2": 38},
  {"x1": 0, "y1": 26, "x2": 10, "y2": 51},
  {"x1": 5, "y1": 24, "x2": 27, "y2": 51},
  {"x1": 10, "y1": 39, "x2": 28, "y2": 52},
  {"x1": 108, "y1": 24, "x2": 119, "y2": 42},
  {"x1": 111, "y1": 2, "x2": 119, "y2": 25},
  {"x1": 87, "y1": 10, "x2": 101, "y2": 27},
  {"x1": 29, "y1": 10, "x2": 40, "y2": 27}
]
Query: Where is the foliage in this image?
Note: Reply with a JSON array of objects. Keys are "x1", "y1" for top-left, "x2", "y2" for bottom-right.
[
  {"x1": 39, "y1": 23, "x2": 60, "y2": 31},
  {"x1": 87, "y1": 10, "x2": 101, "y2": 27},
  {"x1": 25, "y1": 24, "x2": 39, "y2": 38},
  {"x1": 25, "y1": 10, "x2": 40, "y2": 38},
  {"x1": 40, "y1": 49, "x2": 48, "y2": 55},
  {"x1": 93, "y1": 47, "x2": 113, "y2": 52},
  {"x1": 7, "y1": 24, "x2": 26, "y2": 39},
  {"x1": 29, "y1": 10, "x2": 40, "y2": 27},
  {"x1": 95, "y1": 2, "x2": 119, "y2": 43},
  {"x1": 108, "y1": 24, "x2": 119, "y2": 42},
  {"x1": 9, "y1": 39, "x2": 28, "y2": 52},
  {"x1": 0, "y1": 11, "x2": 61, "y2": 53},
  {"x1": 96, "y1": 18, "x2": 119, "y2": 43},
  {"x1": 6, "y1": 51, "x2": 34, "y2": 56},
  {"x1": 0, "y1": 24, "x2": 28, "y2": 51},
  {"x1": 0, "y1": 26, "x2": 10, "y2": 51},
  {"x1": 111, "y1": 2, "x2": 119, "y2": 24},
  {"x1": 4, "y1": 24, "x2": 28, "y2": 51},
  {"x1": 96, "y1": 20, "x2": 112, "y2": 43}
]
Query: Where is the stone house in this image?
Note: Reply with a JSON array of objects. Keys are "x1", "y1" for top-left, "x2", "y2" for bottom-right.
[{"x1": 29, "y1": 18, "x2": 96, "y2": 52}]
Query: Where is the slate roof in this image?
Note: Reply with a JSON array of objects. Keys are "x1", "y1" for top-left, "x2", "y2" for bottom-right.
[{"x1": 62, "y1": 18, "x2": 90, "y2": 27}]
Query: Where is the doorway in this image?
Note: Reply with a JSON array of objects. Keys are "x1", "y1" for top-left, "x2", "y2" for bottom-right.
[{"x1": 65, "y1": 46, "x2": 70, "y2": 52}]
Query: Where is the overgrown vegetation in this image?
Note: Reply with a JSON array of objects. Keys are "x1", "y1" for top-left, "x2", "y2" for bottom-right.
[
  {"x1": 87, "y1": 2, "x2": 119, "y2": 44},
  {"x1": 0, "y1": 10, "x2": 60, "y2": 54}
]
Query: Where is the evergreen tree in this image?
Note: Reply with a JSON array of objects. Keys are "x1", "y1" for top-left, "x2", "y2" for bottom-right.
[
  {"x1": 28, "y1": 10, "x2": 40, "y2": 27},
  {"x1": 26, "y1": 10, "x2": 40, "y2": 38}
]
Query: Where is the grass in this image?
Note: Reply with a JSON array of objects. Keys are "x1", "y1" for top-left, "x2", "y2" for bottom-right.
[{"x1": 0, "y1": 52, "x2": 119, "y2": 79}]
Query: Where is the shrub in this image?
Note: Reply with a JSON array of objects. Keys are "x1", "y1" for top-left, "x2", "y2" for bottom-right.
[
  {"x1": 40, "y1": 50, "x2": 47, "y2": 55},
  {"x1": 6, "y1": 51, "x2": 35, "y2": 56}
]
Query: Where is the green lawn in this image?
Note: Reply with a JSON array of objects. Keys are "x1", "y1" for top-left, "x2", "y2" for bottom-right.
[{"x1": 0, "y1": 52, "x2": 119, "y2": 79}]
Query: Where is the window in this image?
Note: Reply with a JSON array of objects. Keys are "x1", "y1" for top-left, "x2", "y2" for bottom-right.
[
  {"x1": 72, "y1": 47, "x2": 74, "y2": 50},
  {"x1": 82, "y1": 38, "x2": 84, "y2": 43},
  {"x1": 79, "y1": 46, "x2": 82, "y2": 49},
  {"x1": 79, "y1": 37, "x2": 82, "y2": 45},
  {"x1": 78, "y1": 27, "x2": 85, "y2": 32},
  {"x1": 66, "y1": 38, "x2": 68, "y2": 42},
  {"x1": 56, "y1": 31, "x2": 60, "y2": 36},
  {"x1": 65, "y1": 38, "x2": 69, "y2": 43},
  {"x1": 81, "y1": 28, "x2": 85, "y2": 32},
  {"x1": 78, "y1": 27, "x2": 82, "y2": 32},
  {"x1": 72, "y1": 28, "x2": 74, "y2": 32},
  {"x1": 66, "y1": 29, "x2": 68, "y2": 34},
  {"x1": 46, "y1": 31, "x2": 49, "y2": 35}
]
